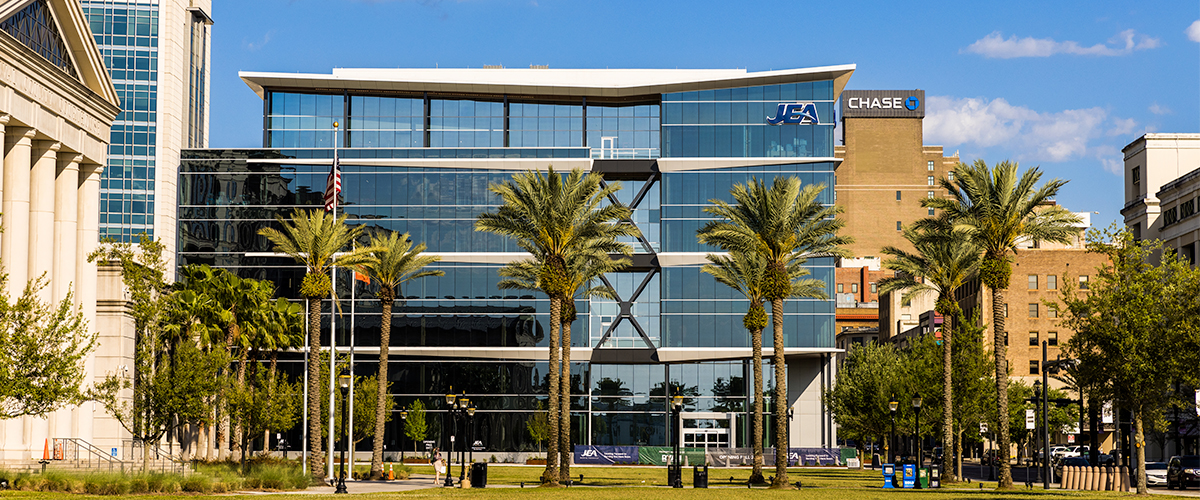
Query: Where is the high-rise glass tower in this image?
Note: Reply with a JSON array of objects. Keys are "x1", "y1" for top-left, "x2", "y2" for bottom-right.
[{"x1": 81, "y1": 0, "x2": 211, "y2": 258}]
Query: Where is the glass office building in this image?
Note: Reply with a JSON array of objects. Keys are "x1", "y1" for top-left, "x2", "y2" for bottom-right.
[{"x1": 181, "y1": 66, "x2": 853, "y2": 454}]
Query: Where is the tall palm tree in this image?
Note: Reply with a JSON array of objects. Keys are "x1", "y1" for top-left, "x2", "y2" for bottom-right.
[
  {"x1": 476, "y1": 167, "x2": 636, "y2": 486},
  {"x1": 702, "y1": 250, "x2": 825, "y2": 484},
  {"x1": 258, "y1": 209, "x2": 377, "y2": 481},
  {"x1": 697, "y1": 177, "x2": 850, "y2": 488},
  {"x1": 878, "y1": 225, "x2": 981, "y2": 482},
  {"x1": 920, "y1": 160, "x2": 1079, "y2": 488},
  {"x1": 495, "y1": 253, "x2": 629, "y2": 482},
  {"x1": 357, "y1": 231, "x2": 444, "y2": 480}
]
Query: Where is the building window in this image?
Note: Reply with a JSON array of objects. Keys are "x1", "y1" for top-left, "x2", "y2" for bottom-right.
[
  {"x1": 1028, "y1": 274, "x2": 1038, "y2": 290},
  {"x1": 927, "y1": 191, "x2": 935, "y2": 198},
  {"x1": 1029, "y1": 360, "x2": 1039, "y2": 375},
  {"x1": 1029, "y1": 331, "x2": 1039, "y2": 346},
  {"x1": 1047, "y1": 275, "x2": 1057, "y2": 290},
  {"x1": 896, "y1": 190, "x2": 902, "y2": 201},
  {"x1": 1003, "y1": 304, "x2": 1008, "y2": 317},
  {"x1": 928, "y1": 208, "x2": 935, "y2": 216},
  {"x1": 896, "y1": 221, "x2": 902, "y2": 231},
  {"x1": 1079, "y1": 276, "x2": 1089, "y2": 290},
  {"x1": 1048, "y1": 331, "x2": 1058, "y2": 346},
  {"x1": 948, "y1": 171, "x2": 955, "y2": 182},
  {"x1": 928, "y1": 176, "x2": 935, "y2": 186},
  {"x1": 837, "y1": 283, "x2": 844, "y2": 293},
  {"x1": 928, "y1": 160, "x2": 935, "y2": 171},
  {"x1": 870, "y1": 282, "x2": 877, "y2": 293},
  {"x1": 1132, "y1": 166, "x2": 1140, "y2": 184},
  {"x1": 851, "y1": 283, "x2": 859, "y2": 293},
  {"x1": 1047, "y1": 307, "x2": 1057, "y2": 319},
  {"x1": 1028, "y1": 303, "x2": 1039, "y2": 318}
]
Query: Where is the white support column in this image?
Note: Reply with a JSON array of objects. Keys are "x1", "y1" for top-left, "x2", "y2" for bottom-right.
[
  {"x1": 30, "y1": 141, "x2": 60, "y2": 302},
  {"x1": 2, "y1": 127, "x2": 35, "y2": 301},
  {"x1": 53, "y1": 153, "x2": 81, "y2": 441},
  {"x1": 76, "y1": 164, "x2": 102, "y2": 442}
]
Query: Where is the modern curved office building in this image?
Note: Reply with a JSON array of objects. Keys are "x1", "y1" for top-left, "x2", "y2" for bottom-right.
[{"x1": 179, "y1": 65, "x2": 854, "y2": 456}]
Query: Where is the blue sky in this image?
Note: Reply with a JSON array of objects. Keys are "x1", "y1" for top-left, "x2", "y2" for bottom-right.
[{"x1": 209, "y1": 0, "x2": 1200, "y2": 229}]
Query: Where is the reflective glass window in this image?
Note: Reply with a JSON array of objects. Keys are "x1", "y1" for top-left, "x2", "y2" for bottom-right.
[
  {"x1": 509, "y1": 102, "x2": 583, "y2": 148},
  {"x1": 429, "y1": 98, "x2": 503, "y2": 148},
  {"x1": 586, "y1": 103, "x2": 659, "y2": 159},
  {"x1": 662, "y1": 81, "x2": 834, "y2": 158}
]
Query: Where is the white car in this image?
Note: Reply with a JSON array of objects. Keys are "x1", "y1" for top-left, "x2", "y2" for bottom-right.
[
  {"x1": 1062, "y1": 445, "x2": 1089, "y2": 458},
  {"x1": 1145, "y1": 462, "x2": 1168, "y2": 487},
  {"x1": 1050, "y1": 446, "x2": 1071, "y2": 460}
]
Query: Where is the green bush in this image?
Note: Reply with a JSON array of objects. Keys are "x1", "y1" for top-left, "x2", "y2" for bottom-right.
[{"x1": 181, "y1": 475, "x2": 212, "y2": 493}]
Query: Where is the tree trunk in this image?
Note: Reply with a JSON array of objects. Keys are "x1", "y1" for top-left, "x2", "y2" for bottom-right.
[
  {"x1": 770, "y1": 298, "x2": 790, "y2": 488},
  {"x1": 955, "y1": 424, "x2": 964, "y2": 480},
  {"x1": 369, "y1": 293, "x2": 393, "y2": 480},
  {"x1": 992, "y1": 285, "x2": 1013, "y2": 488},
  {"x1": 750, "y1": 327, "x2": 765, "y2": 484},
  {"x1": 1135, "y1": 410, "x2": 1146, "y2": 495},
  {"x1": 941, "y1": 312, "x2": 956, "y2": 481},
  {"x1": 559, "y1": 317, "x2": 571, "y2": 482},
  {"x1": 307, "y1": 296, "x2": 325, "y2": 481},
  {"x1": 542, "y1": 295, "x2": 561, "y2": 486},
  {"x1": 232, "y1": 346, "x2": 248, "y2": 456}
]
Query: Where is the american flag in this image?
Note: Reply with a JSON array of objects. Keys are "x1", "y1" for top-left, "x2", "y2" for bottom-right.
[{"x1": 324, "y1": 155, "x2": 340, "y2": 212}]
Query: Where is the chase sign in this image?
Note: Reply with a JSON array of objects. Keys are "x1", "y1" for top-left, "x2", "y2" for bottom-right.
[
  {"x1": 766, "y1": 102, "x2": 820, "y2": 125},
  {"x1": 841, "y1": 90, "x2": 925, "y2": 119}
]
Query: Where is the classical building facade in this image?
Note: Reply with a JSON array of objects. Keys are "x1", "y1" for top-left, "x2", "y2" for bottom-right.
[
  {"x1": 1122, "y1": 133, "x2": 1200, "y2": 263},
  {"x1": 0, "y1": 0, "x2": 121, "y2": 460},
  {"x1": 181, "y1": 66, "x2": 855, "y2": 454}
]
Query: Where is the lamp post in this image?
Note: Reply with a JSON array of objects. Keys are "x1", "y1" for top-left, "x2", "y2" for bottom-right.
[
  {"x1": 912, "y1": 396, "x2": 922, "y2": 489},
  {"x1": 1033, "y1": 378, "x2": 1044, "y2": 488},
  {"x1": 443, "y1": 393, "x2": 456, "y2": 487},
  {"x1": 335, "y1": 374, "x2": 352, "y2": 494},
  {"x1": 671, "y1": 394, "x2": 683, "y2": 488},
  {"x1": 399, "y1": 410, "x2": 408, "y2": 462},
  {"x1": 888, "y1": 395, "x2": 899, "y2": 464},
  {"x1": 466, "y1": 402, "x2": 476, "y2": 485},
  {"x1": 457, "y1": 397, "x2": 468, "y2": 486}
]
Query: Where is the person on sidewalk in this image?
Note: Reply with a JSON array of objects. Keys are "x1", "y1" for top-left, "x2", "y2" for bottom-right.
[{"x1": 432, "y1": 448, "x2": 446, "y2": 485}]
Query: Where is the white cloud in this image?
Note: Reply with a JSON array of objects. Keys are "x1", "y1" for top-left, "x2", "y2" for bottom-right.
[
  {"x1": 244, "y1": 31, "x2": 273, "y2": 51},
  {"x1": 964, "y1": 30, "x2": 1161, "y2": 58},
  {"x1": 1188, "y1": 20, "x2": 1200, "y2": 42},
  {"x1": 925, "y1": 96, "x2": 1134, "y2": 171},
  {"x1": 1149, "y1": 102, "x2": 1172, "y2": 115}
]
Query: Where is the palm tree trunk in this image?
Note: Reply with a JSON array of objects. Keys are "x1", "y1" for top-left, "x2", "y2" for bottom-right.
[
  {"x1": 1134, "y1": 409, "x2": 1146, "y2": 495},
  {"x1": 542, "y1": 296, "x2": 561, "y2": 486},
  {"x1": 558, "y1": 317, "x2": 571, "y2": 482},
  {"x1": 770, "y1": 298, "x2": 789, "y2": 488},
  {"x1": 369, "y1": 295, "x2": 393, "y2": 480},
  {"x1": 992, "y1": 286, "x2": 1012, "y2": 488},
  {"x1": 232, "y1": 346, "x2": 248, "y2": 456},
  {"x1": 307, "y1": 296, "x2": 325, "y2": 481},
  {"x1": 942, "y1": 312, "x2": 955, "y2": 481},
  {"x1": 750, "y1": 327, "x2": 765, "y2": 484}
]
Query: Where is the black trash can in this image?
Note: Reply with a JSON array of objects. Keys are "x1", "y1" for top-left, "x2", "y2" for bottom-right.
[
  {"x1": 667, "y1": 465, "x2": 681, "y2": 487},
  {"x1": 872, "y1": 453, "x2": 881, "y2": 469},
  {"x1": 929, "y1": 464, "x2": 940, "y2": 488},
  {"x1": 470, "y1": 462, "x2": 488, "y2": 488},
  {"x1": 693, "y1": 465, "x2": 708, "y2": 488}
]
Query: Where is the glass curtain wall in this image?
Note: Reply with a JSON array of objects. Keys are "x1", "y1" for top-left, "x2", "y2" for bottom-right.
[{"x1": 661, "y1": 82, "x2": 835, "y2": 158}]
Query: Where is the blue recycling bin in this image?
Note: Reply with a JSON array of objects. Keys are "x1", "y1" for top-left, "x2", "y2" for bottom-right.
[
  {"x1": 882, "y1": 464, "x2": 896, "y2": 489},
  {"x1": 902, "y1": 464, "x2": 916, "y2": 488}
]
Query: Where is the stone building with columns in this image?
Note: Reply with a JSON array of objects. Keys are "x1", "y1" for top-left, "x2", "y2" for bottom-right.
[{"x1": 1, "y1": 0, "x2": 122, "y2": 460}]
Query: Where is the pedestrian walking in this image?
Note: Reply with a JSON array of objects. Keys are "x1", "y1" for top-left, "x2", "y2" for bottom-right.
[{"x1": 432, "y1": 448, "x2": 446, "y2": 485}]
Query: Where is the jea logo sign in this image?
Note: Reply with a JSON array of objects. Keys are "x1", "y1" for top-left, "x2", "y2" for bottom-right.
[
  {"x1": 766, "y1": 102, "x2": 820, "y2": 125},
  {"x1": 580, "y1": 449, "x2": 599, "y2": 458}
]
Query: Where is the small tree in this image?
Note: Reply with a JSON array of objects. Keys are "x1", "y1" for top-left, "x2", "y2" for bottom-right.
[
  {"x1": 823, "y1": 342, "x2": 907, "y2": 453},
  {"x1": 227, "y1": 363, "x2": 299, "y2": 474},
  {"x1": 404, "y1": 400, "x2": 428, "y2": 459},
  {"x1": 1056, "y1": 227, "x2": 1200, "y2": 494},
  {"x1": 527, "y1": 402, "x2": 550, "y2": 454}
]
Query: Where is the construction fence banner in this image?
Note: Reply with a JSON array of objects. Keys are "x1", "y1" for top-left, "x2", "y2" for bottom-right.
[
  {"x1": 573, "y1": 445, "x2": 639, "y2": 465},
  {"x1": 638, "y1": 446, "x2": 708, "y2": 466},
  {"x1": 761, "y1": 448, "x2": 844, "y2": 466}
]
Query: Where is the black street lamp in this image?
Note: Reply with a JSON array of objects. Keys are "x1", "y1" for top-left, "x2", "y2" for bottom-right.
[
  {"x1": 443, "y1": 392, "x2": 456, "y2": 487},
  {"x1": 466, "y1": 403, "x2": 476, "y2": 470},
  {"x1": 335, "y1": 374, "x2": 352, "y2": 494},
  {"x1": 456, "y1": 397, "x2": 469, "y2": 486},
  {"x1": 888, "y1": 395, "x2": 899, "y2": 464},
  {"x1": 1033, "y1": 379, "x2": 1044, "y2": 487},
  {"x1": 399, "y1": 410, "x2": 408, "y2": 462},
  {"x1": 912, "y1": 396, "x2": 922, "y2": 489},
  {"x1": 671, "y1": 394, "x2": 684, "y2": 488}
]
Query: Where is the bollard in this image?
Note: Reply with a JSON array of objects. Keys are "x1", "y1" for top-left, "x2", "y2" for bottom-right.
[
  {"x1": 1072, "y1": 466, "x2": 1080, "y2": 490},
  {"x1": 1092, "y1": 466, "x2": 1102, "y2": 491},
  {"x1": 1062, "y1": 466, "x2": 1070, "y2": 489},
  {"x1": 1120, "y1": 466, "x2": 1130, "y2": 492}
]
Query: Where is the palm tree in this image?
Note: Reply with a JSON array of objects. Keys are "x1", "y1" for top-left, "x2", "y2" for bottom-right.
[
  {"x1": 878, "y1": 225, "x2": 981, "y2": 482},
  {"x1": 258, "y1": 209, "x2": 377, "y2": 481},
  {"x1": 697, "y1": 177, "x2": 850, "y2": 488},
  {"x1": 357, "y1": 231, "x2": 444, "y2": 480},
  {"x1": 702, "y1": 250, "x2": 824, "y2": 484},
  {"x1": 920, "y1": 160, "x2": 1079, "y2": 488},
  {"x1": 475, "y1": 167, "x2": 636, "y2": 486},
  {"x1": 495, "y1": 253, "x2": 628, "y2": 482}
]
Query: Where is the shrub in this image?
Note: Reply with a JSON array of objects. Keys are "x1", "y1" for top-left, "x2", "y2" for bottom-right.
[
  {"x1": 181, "y1": 475, "x2": 212, "y2": 493},
  {"x1": 129, "y1": 477, "x2": 149, "y2": 494}
]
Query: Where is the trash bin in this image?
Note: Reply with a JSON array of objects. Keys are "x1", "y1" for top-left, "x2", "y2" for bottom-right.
[
  {"x1": 872, "y1": 453, "x2": 881, "y2": 469},
  {"x1": 692, "y1": 465, "x2": 708, "y2": 489},
  {"x1": 929, "y1": 464, "x2": 941, "y2": 488},
  {"x1": 667, "y1": 465, "x2": 680, "y2": 487},
  {"x1": 918, "y1": 467, "x2": 929, "y2": 489},
  {"x1": 470, "y1": 462, "x2": 488, "y2": 488}
]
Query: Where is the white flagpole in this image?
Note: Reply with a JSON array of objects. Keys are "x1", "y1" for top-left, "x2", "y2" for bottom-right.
[
  {"x1": 302, "y1": 299, "x2": 309, "y2": 474},
  {"x1": 326, "y1": 122, "x2": 340, "y2": 481},
  {"x1": 348, "y1": 263, "x2": 357, "y2": 478}
]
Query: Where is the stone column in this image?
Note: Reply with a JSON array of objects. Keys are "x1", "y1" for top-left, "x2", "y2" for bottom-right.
[
  {"x1": 52, "y1": 153, "x2": 81, "y2": 441},
  {"x1": 29, "y1": 141, "x2": 60, "y2": 302},
  {"x1": 75, "y1": 164, "x2": 102, "y2": 442},
  {"x1": 2, "y1": 127, "x2": 35, "y2": 301}
]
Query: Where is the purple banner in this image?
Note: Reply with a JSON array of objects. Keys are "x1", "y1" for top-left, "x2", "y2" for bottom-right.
[{"x1": 573, "y1": 445, "x2": 639, "y2": 465}]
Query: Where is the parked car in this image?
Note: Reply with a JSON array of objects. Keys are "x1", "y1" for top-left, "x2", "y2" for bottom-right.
[
  {"x1": 1145, "y1": 462, "x2": 1168, "y2": 487},
  {"x1": 1050, "y1": 446, "x2": 1071, "y2": 460},
  {"x1": 1063, "y1": 445, "x2": 1089, "y2": 458},
  {"x1": 932, "y1": 447, "x2": 944, "y2": 462},
  {"x1": 1056, "y1": 456, "x2": 1090, "y2": 479},
  {"x1": 1167, "y1": 455, "x2": 1200, "y2": 490}
]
